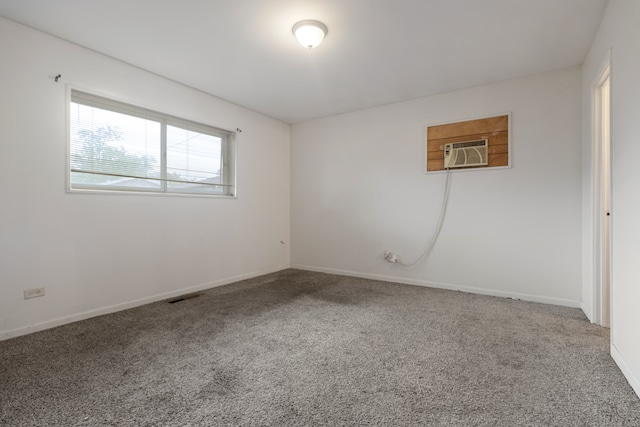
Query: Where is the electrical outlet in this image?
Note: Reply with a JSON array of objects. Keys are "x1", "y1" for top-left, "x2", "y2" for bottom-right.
[
  {"x1": 383, "y1": 251, "x2": 398, "y2": 263},
  {"x1": 24, "y1": 287, "x2": 45, "y2": 299}
]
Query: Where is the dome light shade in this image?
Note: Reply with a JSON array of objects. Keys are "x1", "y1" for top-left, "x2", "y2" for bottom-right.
[{"x1": 292, "y1": 20, "x2": 327, "y2": 49}]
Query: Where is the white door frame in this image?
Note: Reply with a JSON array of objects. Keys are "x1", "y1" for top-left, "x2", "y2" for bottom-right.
[{"x1": 592, "y1": 54, "x2": 612, "y2": 328}]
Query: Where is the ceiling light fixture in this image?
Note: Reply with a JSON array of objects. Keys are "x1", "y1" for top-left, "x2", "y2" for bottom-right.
[{"x1": 292, "y1": 20, "x2": 328, "y2": 49}]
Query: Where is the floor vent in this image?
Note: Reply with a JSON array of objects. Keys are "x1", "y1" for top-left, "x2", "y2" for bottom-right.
[{"x1": 168, "y1": 294, "x2": 201, "y2": 304}]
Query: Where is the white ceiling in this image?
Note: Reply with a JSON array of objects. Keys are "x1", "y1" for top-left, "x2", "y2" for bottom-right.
[{"x1": 0, "y1": 0, "x2": 608, "y2": 123}]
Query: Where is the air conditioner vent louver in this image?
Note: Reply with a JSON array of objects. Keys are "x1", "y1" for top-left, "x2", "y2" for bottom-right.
[{"x1": 444, "y1": 138, "x2": 488, "y2": 169}]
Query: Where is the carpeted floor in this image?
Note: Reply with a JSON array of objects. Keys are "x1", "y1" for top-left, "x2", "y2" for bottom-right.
[{"x1": 1, "y1": 269, "x2": 639, "y2": 426}]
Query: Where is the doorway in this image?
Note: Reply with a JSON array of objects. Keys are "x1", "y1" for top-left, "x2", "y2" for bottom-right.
[{"x1": 594, "y1": 61, "x2": 611, "y2": 328}]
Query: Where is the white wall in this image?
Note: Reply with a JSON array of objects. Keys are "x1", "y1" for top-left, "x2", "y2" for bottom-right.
[
  {"x1": 291, "y1": 67, "x2": 583, "y2": 307},
  {"x1": 582, "y1": 0, "x2": 640, "y2": 397},
  {"x1": 0, "y1": 17, "x2": 290, "y2": 339}
]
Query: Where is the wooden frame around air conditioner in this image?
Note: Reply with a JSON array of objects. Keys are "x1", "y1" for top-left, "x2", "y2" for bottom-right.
[{"x1": 426, "y1": 113, "x2": 511, "y2": 173}]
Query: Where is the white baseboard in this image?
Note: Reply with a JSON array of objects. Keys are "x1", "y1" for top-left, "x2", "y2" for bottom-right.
[
  {"x1": 3, "y1": 263, "x2": 584, "y2": 341},
  {"x1": 0, "y1": 264, "x2": 289, "y2": 341},
  {"x1": 611, "y1": 344, "x2": 640, "y2": 399},
  {"x1": 581, "y1": 302, "x2": 594, "y2": 323},
  {"x1": 291, "y1": 264, "x2": 582, "y2": 308}
]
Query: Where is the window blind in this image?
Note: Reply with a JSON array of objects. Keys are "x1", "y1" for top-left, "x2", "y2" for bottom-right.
[{"x1": 69, "y1": 90, "x2": 235, "y2": 196}]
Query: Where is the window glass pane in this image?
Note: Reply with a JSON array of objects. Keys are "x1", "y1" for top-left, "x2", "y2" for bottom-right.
[
  {"x1": 70, "y1": 102, "x2": 161, "y2": 189},
  {"x1": 68, "y1": 91, "x2": 234, "y2": 197},
  {"x1": 166, "y1": 125, "x2": 224, "y2": 194}
]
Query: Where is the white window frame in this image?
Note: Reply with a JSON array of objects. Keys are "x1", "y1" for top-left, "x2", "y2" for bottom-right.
[{"x1": 67, "y1": 90, "x2": 236, "y2": 198}]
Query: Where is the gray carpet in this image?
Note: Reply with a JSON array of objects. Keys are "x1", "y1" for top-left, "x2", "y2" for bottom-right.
[{"x1": 1, "y1": 269, "x2": 639, "y2": 426}]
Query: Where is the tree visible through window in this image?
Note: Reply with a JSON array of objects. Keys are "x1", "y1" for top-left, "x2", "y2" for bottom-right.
[{"x1": 69, "y1": 91, "x2": 235, "y2": 196}]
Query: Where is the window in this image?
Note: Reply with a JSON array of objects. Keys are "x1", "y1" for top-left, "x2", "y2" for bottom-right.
[{"x1": 69, "y1": 91, "x2": 235, "y2": 196}]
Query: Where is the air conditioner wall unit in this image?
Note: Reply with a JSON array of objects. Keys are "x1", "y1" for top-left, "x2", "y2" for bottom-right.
[{"x1": 443, "y1": 138, "x2": 488, "y2": 169}]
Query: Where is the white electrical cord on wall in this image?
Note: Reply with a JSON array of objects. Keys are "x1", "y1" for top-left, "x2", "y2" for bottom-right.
[{"x1": 383, "y1": 168, "x2": 452, "y2": 269}]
